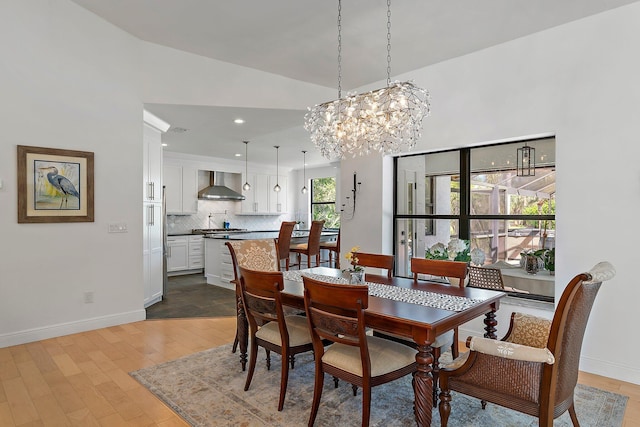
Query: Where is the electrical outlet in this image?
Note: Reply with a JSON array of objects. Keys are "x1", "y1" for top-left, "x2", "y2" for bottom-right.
[
  {"x1": 84, "y1": 291, "x2": 94, "y2": 303},
  {"x1": 108, "y1": 223, "x2": 128, "y2": 233}
]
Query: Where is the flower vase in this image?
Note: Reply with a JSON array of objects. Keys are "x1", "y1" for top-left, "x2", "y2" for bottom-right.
[
  {"x1": 350, "y1": 270, "x2": 365, "y2": 284},
  {"x1": 524, "y1": 255, "x2": 540, "y2": 275}
]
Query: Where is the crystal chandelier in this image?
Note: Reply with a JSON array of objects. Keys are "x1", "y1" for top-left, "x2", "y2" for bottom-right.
[{"x1": 305, "y1": 0, "x2": 431, "y2": 160}]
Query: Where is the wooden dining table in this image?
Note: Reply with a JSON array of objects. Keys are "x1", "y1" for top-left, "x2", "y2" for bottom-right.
[{"x1": 234, "y1": 267, "x2": 505, "y2": 427}]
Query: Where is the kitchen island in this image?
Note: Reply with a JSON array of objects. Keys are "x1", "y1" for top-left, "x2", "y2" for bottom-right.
[{"x1": 204, "y1": 229, "x2": 338, "y2": 288}]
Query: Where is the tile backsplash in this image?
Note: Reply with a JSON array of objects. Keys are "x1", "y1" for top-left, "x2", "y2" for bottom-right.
[{"x1": 166, "y1": 199, "x2": 300, "y2": 233}]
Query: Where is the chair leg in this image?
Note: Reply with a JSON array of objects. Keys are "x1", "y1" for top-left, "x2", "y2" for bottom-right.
[
  {"x1": 439, "y1": 388, "x2": 452, "y2": 427},
  {"x1": 285, "y1": 258, "x2": 290, "y2": 271},
  {"x1": 244, "y1": 337, "x2": 258, "y2": 391},
  {"x1": 290, "y1": 354, "x2": 295, "y2": 369},
  {"x1": 362, "y1": 383, "x2": 371, "y2": 427},
  {"x1": 277, "y1": 349, "x2": 290, "y2": 411},
  {"x1": 296, "y1": 253, "x2": 301, "y2": 270},
  {"x1": 232, "y1": 333, "x2": 238, "y2": 353},
  {"x1": 334, "y1": 250, "x2": 340, "y2": 269},
  {"x1": 432, "y1": 346, "x2": 441, "y2": 407},
  {"x1": 333, "y1": 376, "x2": 339, "y2": 388},
  {"x1": 265, "y1": 349, "x2": 271, "y2": 370},
  {"x1": 568, "y1": 402, "x2": 579, "y2": 426},
  {"x1": 309, "y1": 363, "x2": 325, "y2": 427},
  {"x1": 352, "y1": 384, "x2": 358, "y2": 396}
]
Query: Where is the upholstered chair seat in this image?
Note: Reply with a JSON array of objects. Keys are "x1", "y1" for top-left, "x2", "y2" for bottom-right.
[{"x1": 255, "y1": 315, "x2": 312, "y2": 347}]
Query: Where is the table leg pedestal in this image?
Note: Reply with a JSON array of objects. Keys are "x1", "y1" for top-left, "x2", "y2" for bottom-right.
[
  {"x1": 483, "y1": 309, "x2": 498, "y2": 339},
  {"x1": 413, "y1": 344, "x2": 434, "y2": 426}
]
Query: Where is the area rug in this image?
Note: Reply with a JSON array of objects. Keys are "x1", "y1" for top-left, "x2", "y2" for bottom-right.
[{"x1": 131, "y1": 344, "x2": 627, "y2": 426}]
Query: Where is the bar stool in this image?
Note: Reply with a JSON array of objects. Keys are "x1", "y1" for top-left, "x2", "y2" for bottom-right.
[
  {"x1": 290, "y1": 220, "x2": 325, "y2": 269},
  {"x1": 276, "y1": 221, "x2": 297, "y2": 271},
  {"x1": 319, "y1": 228, "x2": 340, "y2": 269}
]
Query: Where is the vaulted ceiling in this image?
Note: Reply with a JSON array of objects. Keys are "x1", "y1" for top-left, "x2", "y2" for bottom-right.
[{"x1": 72, "y1": 0, "x2": 638, "y2": 168}]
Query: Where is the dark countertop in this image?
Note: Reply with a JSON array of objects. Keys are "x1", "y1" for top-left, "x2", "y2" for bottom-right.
[{"x1": 204, "y1": 230, "x2": 338, "y2": 241}]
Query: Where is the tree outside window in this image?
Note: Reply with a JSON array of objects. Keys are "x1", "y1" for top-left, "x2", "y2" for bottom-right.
[{"x1": 311, "y1": 177, "x2": 340, "y2": 228}]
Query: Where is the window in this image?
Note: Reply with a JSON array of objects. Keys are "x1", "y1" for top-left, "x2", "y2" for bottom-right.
[
  {"x1": 394, "y1": 138, "x2": 556, "y2": 301},
  {"x1": 311, "y1": 177, "x2": 340, "y2": 228}
]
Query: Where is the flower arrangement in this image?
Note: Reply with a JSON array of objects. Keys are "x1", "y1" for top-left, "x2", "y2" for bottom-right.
[
  {"x1": 425, "y1": 239, "x2": 471, "y2": 262},
  {"x1": 345, "y1": 246, "x2": 364, "y2": 271}
]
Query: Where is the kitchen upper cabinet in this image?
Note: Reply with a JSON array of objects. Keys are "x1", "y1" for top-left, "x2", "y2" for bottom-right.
[
  {"x1": 241, "y1": 173, "x2": 269, "y2": 214},
  {"x1": 240, "y1": 173, "x2": 287, "y2": 215},
  {"x1": 269, "y1": 175, "x2": 288, "y2": 214},
  {"x1": 164, "y1": 164, "x2": 198, "y2": 214}
]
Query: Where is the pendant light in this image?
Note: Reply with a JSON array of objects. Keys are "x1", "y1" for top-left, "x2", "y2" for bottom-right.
[
  {"x1": 273, "y1": 145, "x2": 281, "y2": 192},
  {"x1": 517, "y1": 142, "x2": 536, "y2": 177},
  {"x1": 301, "y1": 150, "x2": 308, "y2": 194},
  {"x1": 242, "y1": 141, "x2": 251, "y2": 191}
]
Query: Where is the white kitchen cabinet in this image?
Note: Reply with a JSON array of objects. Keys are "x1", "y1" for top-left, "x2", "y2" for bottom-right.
[
  {"x1": 167, "y1": 236, "x2": 189, "y2": 272},
  {"x1": 269, "y1": 175, "x2": 288, "y2": 214},
  {"x1": 143, "y1": 113, "x2": 168, "y2": 308},
  {"x1": 188, "y1": 235, "x2": 204, "y2": 269},
  {"x1": 143, "y1": 123, "x2": 162, "y2": 203},
  {"x1": 143, "y1": 201, "x2": 163, "y2": 307},
  {"x1": 240, "y1": 172, "x2": 287, "y2": 215},
  {"x1": 205, "y1": 239, "x2": 235, "y2": 289},
  {"x1": 164, "y1": 165, "x2": 198, "y2": 214}
]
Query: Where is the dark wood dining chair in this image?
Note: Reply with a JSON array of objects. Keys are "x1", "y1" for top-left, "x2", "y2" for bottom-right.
[
  {"x1": 302, "y1": 275, "x2": 417, "y2": 427},
  {"x1": 226, "y1": 239, "x2": 280, "y2": 369},
  {"x1": 319, "y1": 228, "x2": 340, "y2": 268},
  {"x1": 438, "y1": 261, "x2": 615, "y2": 427},
  {"x1": 353, "y1": 252, "x2": 394, "y2": 279},
  {"x1": 290, "y1": 220, "x2": 325, "y2": 269},
  {"x1": 238, "y1": 266, "x2": 314, "y2": 412},
  {"x1": 276, "y1": 221, "x2": 297, "y2": 271},
  {"x1": 379, "y1": 257, "x2": 467, "y2": 407}
]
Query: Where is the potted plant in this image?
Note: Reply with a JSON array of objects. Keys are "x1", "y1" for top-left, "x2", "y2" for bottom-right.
[
  {"x1": 520, "y1": 249, "x2": 546, "y2": 275},
  {"x1": 542, "y1": 248, "x2": 555, "y2": 275}
]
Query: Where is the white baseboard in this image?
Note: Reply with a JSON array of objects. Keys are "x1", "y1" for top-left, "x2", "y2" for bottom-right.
[{"x1": 0, "y1": 310, "x2": 146, "y2": 348}]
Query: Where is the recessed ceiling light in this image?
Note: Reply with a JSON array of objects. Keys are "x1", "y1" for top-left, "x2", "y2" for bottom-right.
[
  {"x1": 234, "y1": 118, "x2": 245, "y2": 124},
  {"x1": 162, "y1": 143, "x2": 168, "y2": 147},
  {"x1": 234, "y1": 153, "x2": 241, "y2": 157}
]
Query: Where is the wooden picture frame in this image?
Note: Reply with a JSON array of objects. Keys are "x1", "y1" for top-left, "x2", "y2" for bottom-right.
[{"x1": 17, "y1": 145, "x2": 94, "y2": 223}]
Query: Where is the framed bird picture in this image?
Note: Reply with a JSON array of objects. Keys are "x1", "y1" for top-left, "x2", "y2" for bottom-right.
[{"x1": 17, "y1": 145, "x2": 94, "y2": 223}]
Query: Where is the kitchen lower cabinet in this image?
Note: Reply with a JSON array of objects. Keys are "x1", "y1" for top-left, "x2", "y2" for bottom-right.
[
  {"x1": 167, "y1": 236, "x2": 189, "y2": 272},
  {"x1": 205, "y1": 239, "x2": 235, "y2": 289},
  {"x1": 188, "y1": 235, "x2": 204, "y2": 269}
]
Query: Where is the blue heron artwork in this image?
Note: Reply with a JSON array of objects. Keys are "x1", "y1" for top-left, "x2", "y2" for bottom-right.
[{"x1": 34, "y1": 161, "x2": 81, "y2": 210}]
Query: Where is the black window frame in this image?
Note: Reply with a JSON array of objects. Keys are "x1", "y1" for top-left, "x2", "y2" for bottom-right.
[{"x1": 393, "y1": 138, "x2": 555, "y2": 302}]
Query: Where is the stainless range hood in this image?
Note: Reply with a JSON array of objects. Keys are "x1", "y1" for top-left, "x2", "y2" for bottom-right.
[{"x1": 198, "y1": 171, "x2": 245, "y2": 201}]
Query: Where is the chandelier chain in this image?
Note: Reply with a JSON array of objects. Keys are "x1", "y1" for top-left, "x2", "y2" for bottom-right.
[
  {"x1": 337, "y1": 0, "x2": 342, "y2": 98},
  {"x1": 387, "y1": 0, "x2": 392, "y2": 86},
  {"x1": 304, "y1": 0, "x2": 431, "y2": 160}
]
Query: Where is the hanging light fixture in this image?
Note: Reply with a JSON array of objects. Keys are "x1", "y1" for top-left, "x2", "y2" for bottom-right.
[
  {"x1": 304, "y1": 0, "x2": 431, "y2": 160},
  {"x1": 273, "y1": 145, "x2": 281, "y2": 192},
  {"x1": 242, "y1": 141, "x2": 251, "y2": 191},
  {"x1": 301, "y1": 150, "x2": 308, "y2": 194},
  {"x1": 517, "y1": 142, "x2": 536, "y2": 177}
]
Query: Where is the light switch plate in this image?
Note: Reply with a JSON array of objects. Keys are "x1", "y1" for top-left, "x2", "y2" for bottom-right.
[{"x1": 108, "y1": 223, "x2": 128, "y2": 233}]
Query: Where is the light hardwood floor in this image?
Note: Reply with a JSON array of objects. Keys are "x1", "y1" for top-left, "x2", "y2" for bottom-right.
[{"x1": 0, "y1": 317, "x2": 639, "y2": 426}]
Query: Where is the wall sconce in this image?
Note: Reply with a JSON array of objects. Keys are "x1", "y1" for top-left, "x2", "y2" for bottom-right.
[
  {"x1": 341, "y1": 172, "x2": 361, "y2": 220},
  {"x1": 517, "y1": 143, "x2": 535, "y2": 176}
]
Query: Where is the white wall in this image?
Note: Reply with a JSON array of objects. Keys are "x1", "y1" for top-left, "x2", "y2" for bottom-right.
[
  {"x1": 340, "y1": 3, "x2": 640, "y2": 383},
  {"x1": 0, "y1": 0, "x2": 146, "y2": 345},
  {"x1": 0, "y1": 0, "x2": 337, "y2": 347}
]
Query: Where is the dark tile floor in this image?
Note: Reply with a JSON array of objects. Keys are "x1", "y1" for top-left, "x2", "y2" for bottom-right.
[{"x1": 146, "y1": 273, "x2": 237, "y2": 319}]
